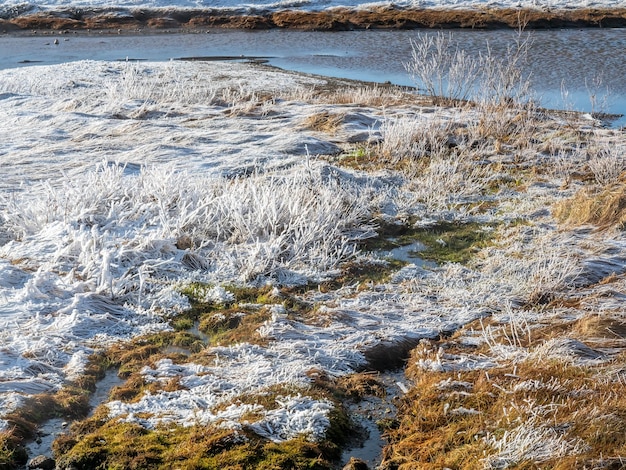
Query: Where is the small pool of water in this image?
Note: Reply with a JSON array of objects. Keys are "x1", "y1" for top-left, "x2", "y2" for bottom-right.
[{"x1": 382, "y1": 241, "x2": 438, "y2": 268}]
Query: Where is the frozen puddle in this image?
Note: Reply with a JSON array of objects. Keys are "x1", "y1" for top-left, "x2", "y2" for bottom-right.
[{"x1": 381, "y1": 240, "x2": 438, "y2": 268}]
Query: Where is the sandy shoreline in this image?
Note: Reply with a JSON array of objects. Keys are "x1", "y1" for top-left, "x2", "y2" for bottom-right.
[{"x1": 3, "y1": 6, "x2": 626, "y2": 33}]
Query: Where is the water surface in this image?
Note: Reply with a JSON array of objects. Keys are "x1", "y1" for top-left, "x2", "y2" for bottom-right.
[{"x1": 1, "y1": 28, "x2": 624, "y2": 121}]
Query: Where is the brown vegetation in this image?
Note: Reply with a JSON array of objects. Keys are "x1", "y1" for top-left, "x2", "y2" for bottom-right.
[
  {"x1": 554, "y1": 182, "x2": 626, "y2": 230},
  {"x1": 3, "y1": 7, "x2": 626, "y2": 33},
  {"x1": 383, "y1": 303, "x2": 626, "y2": 469},
  {"x1": 303, "y1": 112, "x2": 345, "y2": 135}
]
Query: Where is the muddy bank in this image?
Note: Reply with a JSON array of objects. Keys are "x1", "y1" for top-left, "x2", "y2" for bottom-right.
[{"x1": 3, "y1": 6, "x2": 626, "y2": 33}]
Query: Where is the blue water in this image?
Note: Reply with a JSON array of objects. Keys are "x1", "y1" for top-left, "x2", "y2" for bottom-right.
[{"x1": 1, "y1": 28, "x2": 624, "y2": 122}]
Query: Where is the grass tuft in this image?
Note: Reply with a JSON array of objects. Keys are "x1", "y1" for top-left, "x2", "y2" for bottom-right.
[
  {"x1": 553, "y1": 182, "x2": 626, "y2": 230},
  {"x1": 303, "y1": 111, "x2": 344, "y2": 135}
]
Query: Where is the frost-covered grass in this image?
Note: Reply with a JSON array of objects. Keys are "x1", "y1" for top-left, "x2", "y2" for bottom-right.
[
  {"x1": 5, "y1": 0, "x2": 626, "y2": 20},
  {"x1": 386, "y1": 297, "x2": 626, "y2": 469},
  {"x1": 1, "y1": 58, "x2": 626, "y2": 468}
]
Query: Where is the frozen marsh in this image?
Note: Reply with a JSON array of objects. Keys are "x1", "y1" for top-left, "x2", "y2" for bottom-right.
[{"x1": 0, "y1": 57, "x2": 626, "y2": 469}]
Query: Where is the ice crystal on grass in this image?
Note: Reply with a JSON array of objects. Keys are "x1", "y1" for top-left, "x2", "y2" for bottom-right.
[
  {"x1": 587, "y1": 143, "x2": 626, "y2": 186},
  {"x1": 484, "y1": 419, "x2": 588, "y2": 469},
  {"x1": 2, "y1": 160, "x2": 375, "y2": 298},
  {"x1": 3, "y1": 58, "x2": 626, "y2": 468},
  {"x1": 250, "y1": 395, "x2": 333, "y2": 443}
]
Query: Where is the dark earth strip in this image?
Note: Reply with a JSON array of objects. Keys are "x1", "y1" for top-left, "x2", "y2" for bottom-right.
[{"x1": 3, "y1": 6, "x2": 626, "y2": 33}]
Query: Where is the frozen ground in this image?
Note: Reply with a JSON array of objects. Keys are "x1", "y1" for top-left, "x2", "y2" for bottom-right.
[
  {"x1": 1, "y1": 59, "x2": 625, "y2": 466},
  {"x1": 2, "y1": 0, "x2": 624, "y2": 16},
  {"x1": 0, "y1": 60, "x2": 430, "y2": 438}
]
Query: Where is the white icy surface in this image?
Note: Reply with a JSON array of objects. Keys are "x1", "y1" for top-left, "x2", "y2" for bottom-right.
[
  {"x1": 1, "y1": 0, "x2": 623, "y2": 17},
  {"x1": 1, "y1": 59, "x2": 624, "y2": 442}
]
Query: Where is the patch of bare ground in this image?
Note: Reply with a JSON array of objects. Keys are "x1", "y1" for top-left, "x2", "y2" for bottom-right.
[{"x1": 4, "y1": 7, "x2": 626, "y2": 32}]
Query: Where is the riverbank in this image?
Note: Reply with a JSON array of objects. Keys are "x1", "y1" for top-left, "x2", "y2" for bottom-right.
[{"x1": 3, "y1": 6, "x2": 626, "y2": 33}]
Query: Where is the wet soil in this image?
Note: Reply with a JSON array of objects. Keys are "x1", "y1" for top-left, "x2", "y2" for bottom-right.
[
  {"x1": 23, "y1": 369, "x2": 124, "y2": 466},
  {"x1": 2, "y1": 6, "x2": 626, "y2": 34},
  {"x1": 341, "y1": 371, "x2": 409, "y2": 469}
]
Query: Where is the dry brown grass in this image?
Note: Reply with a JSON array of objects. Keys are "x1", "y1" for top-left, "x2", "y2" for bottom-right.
[
  {"x1": 384, "y1": 309, "x2": 626, "y2": 469},
  {"x1": 8, "y1": 6, "x2": 626, "y2": 32},
  {"x1": 336, "y1": 371, "x2": 386, "y2": 399},
  {"x1": 573, "y1": 315, "x2": 626, "y2": 341},
  {"x1": 319, "y1": 85, "x2": 410, "y2": 107},
  {"x1": 553, "y1": 182, "x2": 626, "y2": 230},
  {"x1": 303, "y1": 111, "x2": 344, "y2": 135}
]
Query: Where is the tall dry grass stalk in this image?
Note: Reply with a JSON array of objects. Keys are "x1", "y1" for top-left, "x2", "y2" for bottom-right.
[
  {"x1": 586, "y1": 142, "x2": 626, "y2": 186},
  {"x1": 405, "y1": 31, "x2": 532, "y2": 107},
  {"x1": 405, "y1": 30, "x2": 537, "y2": 145},
  {"x1": 405, "y1": 32, "x2": 481, "y2": 104}
]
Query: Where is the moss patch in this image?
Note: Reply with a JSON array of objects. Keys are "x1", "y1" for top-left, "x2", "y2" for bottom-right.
[
  {"x1": 364, "y1": 219, "x2": 498, "y2": 265},
  {"x1": 197, "y1": 309, "x2": 271, "y2": 347},
  {"x1": 412, "y1": 221, "x2": 497, "y2": 264},
  {"x1": 53, "y1": 382, "x2": 353, "y2": 470},
  {"x1": 332, "y1": 144, "x2": 383, "y2": 172},
  {"x1": 50, "y1": 360, "x2": 367, "y2": 470}
]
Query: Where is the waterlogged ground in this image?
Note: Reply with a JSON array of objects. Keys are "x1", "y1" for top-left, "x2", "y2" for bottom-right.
[{"x1": 0, "y1": 60, "x2": 625, "y2": 469}]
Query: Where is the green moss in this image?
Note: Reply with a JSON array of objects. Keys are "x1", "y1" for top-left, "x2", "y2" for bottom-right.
[
  {"x1": 178, "y1": 282, "x2": 217, "y2": 305},
  {"x1": 334, "y1": 145, "x2": 381, "y2": 171},
  {"x1": 176, "y1": 283, "x2": 276, "y2": 326},
  {"x1": 363, "y1": 219, "x2": 498, "y2": 265},
  {"x1": 197, "y1": 309, "x2": 271, "y2": 347},
  {"x1": 172, "y1": 317, "x2": 194, "y2": 331},
  {"x1": 54, "y1": 404, "x2": 350, "y2": 470},
  {"x1": 54, "y1": 421, "x2": 168, "y2": 470},
  {"x1": 224, "y1": 284, "x2": 275, "y2": 305},
  {"x1": 360, "y1": 219, "x2": 419, "y2": 252},
  {"x1": 53, "y1": 374, "x2": 356, "y2": 470},
  {"x1": 411, "y1": 221, "x2": 496, "y2": 264}
]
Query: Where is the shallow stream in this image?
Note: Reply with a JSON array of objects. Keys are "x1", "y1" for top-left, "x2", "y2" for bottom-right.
[
  {"x1": 340, "y1": 371, "x2": 409, "y2": 469},
  {"x1": 24, "y1": 369, "x2": 125, "y2": 465}
]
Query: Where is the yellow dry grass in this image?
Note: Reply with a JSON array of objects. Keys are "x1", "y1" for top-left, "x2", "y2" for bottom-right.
[
  {"x1": 384, "y1": 307, "x2": 626, "y2": 469},
  {"x1": 554, "y1": 182, "x2": 626, "y2": 230},
  {"x1": 303, "y1": 111, "x2": 344, "y2": 135}
]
